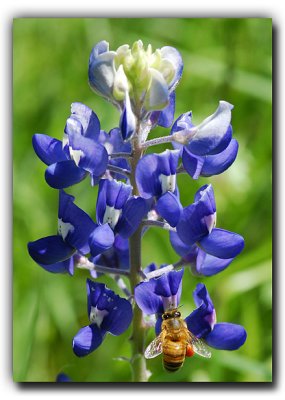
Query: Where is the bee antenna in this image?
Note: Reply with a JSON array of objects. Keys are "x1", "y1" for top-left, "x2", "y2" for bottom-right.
[{"x1": 178, "y1": 304, "x2": 183, "y2": 309}]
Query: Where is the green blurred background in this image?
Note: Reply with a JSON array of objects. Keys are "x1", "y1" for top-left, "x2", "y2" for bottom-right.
[{"x1": 13, "y1": 18, "x2": 272, "y2": 382}]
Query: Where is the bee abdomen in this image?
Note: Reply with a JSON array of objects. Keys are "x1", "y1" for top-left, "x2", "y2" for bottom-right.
[
  {"x1": 163, "y1": 358, "x2": 184, "y2": 372},
  {"x1": 163, "y1": 342, "x2": 185, "y2": 373}
]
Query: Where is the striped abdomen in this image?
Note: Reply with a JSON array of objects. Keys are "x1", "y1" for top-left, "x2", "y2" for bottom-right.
[{"x1": 162, "y1": 340, "x2": 186, "y2": 372}]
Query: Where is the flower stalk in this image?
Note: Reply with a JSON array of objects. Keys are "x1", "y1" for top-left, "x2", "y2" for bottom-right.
[{"x1": 128, "y1": 116, "x2": 150, "y2": 382}]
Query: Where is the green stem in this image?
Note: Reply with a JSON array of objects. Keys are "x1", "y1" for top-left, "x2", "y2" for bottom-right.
[{"x1": 127, "y1": 117, "x2": 150, "y2": 382}]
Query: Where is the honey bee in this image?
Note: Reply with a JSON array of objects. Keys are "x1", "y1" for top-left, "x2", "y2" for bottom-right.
[{"x1": 144, "y1": 308, "x2": 211, "y2": 372}]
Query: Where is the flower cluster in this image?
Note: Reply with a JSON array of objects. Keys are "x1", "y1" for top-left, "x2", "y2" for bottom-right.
[{"x1": 28, "y1": 39, "x2": 246, "y2": 380}]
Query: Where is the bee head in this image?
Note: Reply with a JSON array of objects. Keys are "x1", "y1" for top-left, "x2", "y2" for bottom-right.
[{"x1": 162, "y1": 309, "x2": 181, "y2": 319}]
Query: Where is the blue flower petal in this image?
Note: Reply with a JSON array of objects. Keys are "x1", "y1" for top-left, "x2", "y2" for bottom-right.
[
  {"x1": 182, "y1": 147, "x2": 205, "y2": 179},
  {"x1": 156, "y1": 191, "x2": 182, "y2": 227},
  {"x1": 70, "y1": 102, "x2": 101, "y2": 140},
  {"x1": 136, "y1": 150, "x2": 179, "y2": 198},
  {"x1": 195, "y1": 249, "x2": 234, "y2": 276},
  {"x1": 155, "y1": 315, "x2": 163, "y2": 335},
  {"x1": 28, "y1": 235, "x2": 75, "y2": 265},
  {"x1": 59, "y1": 191, "x2": 96, "y2": 254},
  {"x1": 32, "y1": 134, "x2": 67, "y2": 166},
  {"x1": 120, "y1": 92, "x2": 136, "y2": 140},
  {"x1": 93, "y1": 234, "x2": 130, "y2": 271},
  {"x1": 101, "y1": 296, "x2": 133, "y2": 335},
  {"x1": 188, "y1": 101, "x2": 233, "y2": 156},
  {"x1": 67, "y1": 127, "x2": 108, "y2": 177},
  {"x1": 56, "y1": 373, "x2": 72, "y2": 382},
  {"x1": 176, "y1": 184, "x2": 216, "y2": 245},
  {"x1": 116, "y1": 197, "x2": 149, "y2": 238},
  {"x1": 157, "y1": 91, "x2": 176, "y2": 128},
  {"x1": 96, "y1": 179, "x2": 132, "y2": 225},
  {"x1": 171, "y1": 111, "x2": 194, "y2": 146},
  {"x1": 201, "y1": 138, "x2": 239, "y2": 176},
  {"x1": 45, "y1": 160, "x2": 87, "y2": 189},
  {"x1": 198, "y1": 228, "x2": 244, "y2": 259},
  {"x1": 88, "y1": 41, "x2": 116, "y2": 99},
  {"x1": 185, "y1": 283, "x2": 215, "y2": 338},
  {"x1": 36, "y1": 257, "x2": 75, "y2": 275},
  {"x1": 89, "y1": 224, "x2": 115, "y2": 257},
  {"x1": 169, "y1": 231, "x2": 198, "y2": 263},
  {"x1": 154, "y1": 269, "x2": 184, "y2": 301},
  {"x1": 73, "y1": 324, "x2": 103, "y2": 357},
  {"x1": 86, "y1": 280, "x2": 132, "y2": 335},
  {"x1": 134, "y1": 279, "x2": 163, "y2": 315},
  {"x1": 136, "y1": 154, "x2": 160, "y2": 198},
  {"x1": 205, "y1": 322, "x2": 247, "y2": 350}
]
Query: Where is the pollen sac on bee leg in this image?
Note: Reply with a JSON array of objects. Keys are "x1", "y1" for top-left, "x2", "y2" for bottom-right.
[{"x1": 186, "y1": 343, "x2": 195, "y2": 357}]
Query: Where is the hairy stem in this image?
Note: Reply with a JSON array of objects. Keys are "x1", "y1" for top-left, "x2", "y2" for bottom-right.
[
  {"x1": 140, "y1": 134, "x2": 173, "y2": 149},
  {"x1": 128, "y1": 118, "x2": 150, "y2": 382}
]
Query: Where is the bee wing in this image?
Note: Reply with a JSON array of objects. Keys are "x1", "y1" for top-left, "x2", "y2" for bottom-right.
[
  {"x1": 188, "y1": 331, "x2": 211, "y2": 358},
  {"x1": 144, "y1": 334, "x2": 163, "y2": 359}
]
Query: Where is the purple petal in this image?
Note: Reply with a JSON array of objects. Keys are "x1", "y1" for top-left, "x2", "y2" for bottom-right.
[
  {"x1": 28, "y1": 235, "x2": 74, "y2": 265},
  {"x1": 73, "y1": 324, "x2": 103, "y2": 357},
  {"x1": 136, "y1": 154, "x2": 160, "y2": 198},
  {"x1": 157, "y1": 91, "x2": 176, "y2": 128},
  {"x1": 134, "y1": 279, "x2": 163, "y2": 315},
  {"x1": 136, "y1": 150, "x2": 179, "y2": 198},
  {"x1": 153, "y1": 269, "x2": 184, "y2": 301},
  {"x1": 93, "y1": 234, "x2": 129, "y2": 271},
  {"x1": 89, "y1": 224, "x2": 115, "y2": 257},
  {"x1": 182, "y1": 147, "x2": 205, "y2": 179},
  {"x1": 32, "y1": 134, "x2": 67, "y2": 166},
  {"x1": 171, "y1": 111, "x2": 194, "y2": 145},
  {"x1": 96, "y1": 179, "x2": 132, "y2": 225},
  {"x1": 86, "y1": 280, "x2": 132, "y2": 335},
  {"x1": 155, "y1": 315, "x2": 163, "y2": 335},
  {"x1": 45, "y1": 160, "x2": 87, "y2": 189},
  {"x1": 201, "y1": 138, "x2": 239, "y2": 176},
  {"x1": 56, "y1": 373, "x2": 72, "y2": 382},
  {"x1": 169, "y1": 231, "x2": 198, "y2": 263},
  {"x1": 195, "y1": 249, "x2": 234, "y2": 276},
  {"x1": 205, "y1": 323, "x2": 247, "y2": 350},
  {"x1": 58, "y1": 191, "x2": 96, "y2": 254},
  {"x1": 101, "y1": 296, "x2": 133, "y2": 335},
  {"x1": 188, "y1": 101, "x2": 233, "y2": 156},
  {"x1": 156, "y1": 191, "x2": 182, "y2": 227},
  {"x1": 88, "y1": 41, "x2": 116, "y2": 99},
  {"x1": 198, "y1": 228, "x2": 245, "y2": 259},
  {"x1": 120, "y1": 92, "x2": 136, "y2": 140},
  {"x1": 70, "y1": 102, "x2": 100, "y2": 140},
  {"x1": 185, "y1": 283, "x2": 216, "y2": 338},
  {"x1": 36, "y1": 256, "x2": 75, "y2": 275},
  {"x1": 67, "y1": 128, "x2": 108, "y2": 177},
  {"x1": 176, "y1": 184, "x2": 216, "y2": 245},
  {"x1": 116, "y1": 197, "x2": 149, "y2": 238}
]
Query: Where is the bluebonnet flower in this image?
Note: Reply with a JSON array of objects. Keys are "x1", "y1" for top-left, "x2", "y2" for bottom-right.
[
  {"x1": 28, "y1": 190, "x2": 96, "y2": 275},
  {"x1": 73, "y1": 279, "x2": 133, "y2": 356},
  {"x1": 33, "y1": 103, "x2": 117, "y2": 189},
  {"x1": 90, "y1": 235, "x2": 130, "y2": 278},
  {"x1": 88, "y1": 40, "x2": 183, "y2": 140},
  {"x1": 136, "y1": 149, "x2": 182, "y2": 227},
  {"x1": 170, "y1": 231, "x2": 235, "y2": 276},
  {"x1": 185, "y1": 283, "x2": 247, "y2": 350},
  {"x1": 134, "y1": 270, "x2": 246, "y2": 351},
  {"x1": 176, "y1": 184, "x2": 244, "y2": 259},
  {"x1": 89, "y1": 179, "x2": 149, "y2": 257},
  {"x1": 171, "y1": 101, "x2": 238, "y2": 179},
  {"x1": 56, "y1": 373, "x2": 72, "y2": 382}
]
